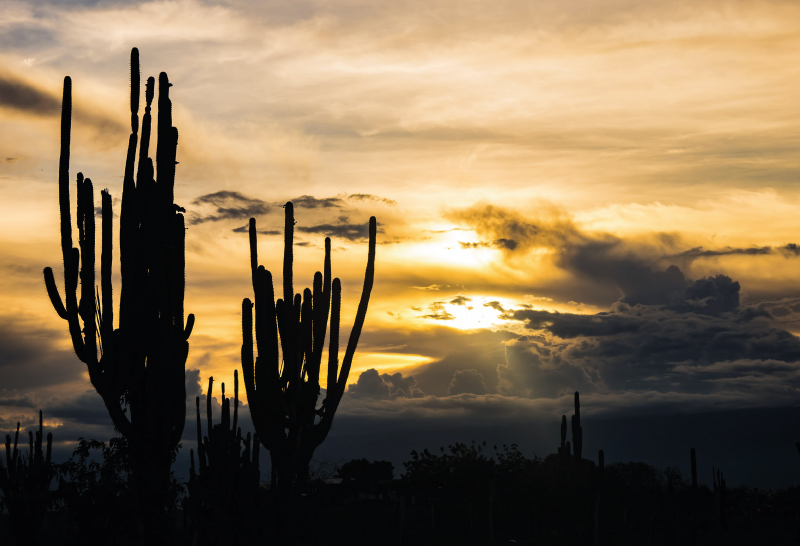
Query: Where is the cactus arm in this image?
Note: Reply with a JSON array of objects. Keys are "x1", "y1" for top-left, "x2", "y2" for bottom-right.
[
  {"x1": 174, "y1": 213, "x2": 186, "y2": 336},
  {"x1": 78, "y1": 177, "x2": 98, "y2": 367},
  {"x1": 43, "y1": 268, "x2": 68, "y2": 319},
  {"x1": 312, "y1": 239, "x2": 332, "y2": 387},
  {"x1": 249, "y1": 218, "x2": 258, "y2": 289},
  {"x1": 242, "y1": 299, "x2": 259, "y2": 413},
  {"x1": 101, "y1": 189, "x2": 113, "y2": 348},
  {"x1": 326, "y1": 279, "x2": 341, "y2": 398},
  {"x1": 333, "y1": 216, "x2": 376, "y2": 398},
  {"x1": 184, "y1": 314, "x2": 195, "y2": 340},
  {"x1": 233, "y1": 369, "x2": 239, "y2": 434},
  {"x1": 300, "y1": 288, "x2": 313, "y2": 380},
  {"x1": 315, "y1": 218, "x2": 375, "y2": 443},
  {"x1": 207, "y1": 377, "x2": 214, "y2": 438},
  {"x1": 58, "y1": 77, "x2": 72, "y2": 268},
  {"x1": 283, "y1": 202, "x2": 294, "y2": 320},
  {"x1": 119, "y1": 51, "x2": 139, "y2": 331}
]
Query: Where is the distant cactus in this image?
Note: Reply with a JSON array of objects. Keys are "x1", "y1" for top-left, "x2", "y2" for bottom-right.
[
  {"x1": 572, "y1": 391, "x2": 583, "y2": 462},
  {"x1": 187, "y1": 371, "x2": 261, "y2": 541},
  {"x1": 242, "y1": 203, "x2": 376, "y2": 491},
  {"x1": 690, "y1": 447, "x2": 697, "y2": 488},
  {"x1": 0, "y1": 411, "x2": 54, "y2": 543},
  {"x1": 558, "y1": 415, "x2": 567, "y2": 459},
  {"x1": 43, "y1": 48, "x2": 192, "y2": 535}
]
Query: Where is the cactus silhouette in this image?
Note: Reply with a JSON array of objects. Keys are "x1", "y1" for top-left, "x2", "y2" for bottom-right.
[
  {"x1": 0, "y1": 411, "x2": 54, "y2": 543},
  {"x1": 187, "y1": 371, "x2": 261, "y2": 541},
  {"x1": 42, "y1": 48, "x2": 192, "y2": 536},
  {"x1": 558, "y1": 415, "x2": 567, "y2": 460},
  {"x1": 242, "y1": 203, "x2": 376, "y2": 491},
  {"x1": 572, "y1": 391, "x2": 583, "y2": 462}
]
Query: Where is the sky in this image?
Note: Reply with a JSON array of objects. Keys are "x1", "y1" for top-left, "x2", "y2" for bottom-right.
[{"x1": 1, "y1": 0, "x2": 800, "y2": 487}]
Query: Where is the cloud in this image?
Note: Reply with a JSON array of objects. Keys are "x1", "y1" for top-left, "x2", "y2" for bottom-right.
[
  {"x1": 291, "y1": 195, "x2": 344, "y2": 209},
  {"x1": 0, "y1": 72, "x2": 60, "y2": 116},
  {"x1": 381, "y1": 372, "x2": 425, "y2": 398},
  {"x1": 232, "y1": 224, "x2": 280, "y2": 235},
  {"x1": 675, "y1": 244, "x2": 800, "y2": 260},
  {"x1": 412, "y1": 285, "x2": 443, "y2": 291},
  {"x1": 420, "y1": 301, "x2": 455, "y2": 321},
  {"x1": 345, "y1": 194, "x2": 397, "y2": 206},
  {"x1": 347, "y1": 369, "x2": 392, "y2": 399},
  {"x1": 450, "y1": 295, "x2": 471, "y2": 306},
  {"x1": 459, "y1": 241, "x2": 492, "y2": 249},
  {"x1": 447, "y1": 369, "x2": 488, "y2": 395},
  {"x1": 484, "y1": 301, "x2": 505, "y2": 312},
  {"x1": 0, "y1": 394, "x2": 36, "y2": 408},
  {"x1": 0, "y1": 315, "x2": 85, "y2": 391},
  {"x1": 189, "y1": 191, "x2": 272, "y2": 224},
  {"x1": 0, "y1": 71, "x2": 125, "y2": 138},
  {"x1": 297, "y1": 219, "x2": 377, "y2": 241}
]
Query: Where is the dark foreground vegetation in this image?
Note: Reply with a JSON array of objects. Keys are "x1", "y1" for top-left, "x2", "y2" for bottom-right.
[
  {"x1": 3, "y1": 399, "x2": 800, "y2": 544},
  {"x1": 3, "y1": 46, "x2": 800, "y2": 545}
]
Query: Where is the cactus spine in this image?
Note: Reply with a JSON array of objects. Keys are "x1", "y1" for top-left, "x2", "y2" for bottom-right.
[
  {"x1": 43, "y1": 48, "x2": 192, "y2": 533},
  {"x1": 242, "y1": 203, "x2": 376, "y2": 490}
]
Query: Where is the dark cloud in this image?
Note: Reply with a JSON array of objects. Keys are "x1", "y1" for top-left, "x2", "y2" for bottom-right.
[
  {"x1": 347, "y1": 369, "x2": 424, "y2": 399},
  {"x1": 676, "y1": 244, "x2": 800, "y2": 259},
  {"x1": 484, "y1": 301, "x2": 505, "y2": 312},
  {"x1": 499, "y1": 336, "x2": 598, "y2": 398},
  {"x1": 0, "y1": 72, "x2": 124, "y2": 138},
  {"x1": 297, "y1": 219, "x2": 379, "y2": 241},
  {"x1": 189, "y1": 191, "x2": 272, "y2": 224},
  {"x1": 232, "y1": 224, "x2": 280, "y2": 235},
  {"x1": 505, "y1": 301, "x2": 800, "y2": 396},
  {"x1": 450, "y1": 295, "x2": 472, "y2": 306},
  {"x1": 459, "y1": 241, "x2": 492, "y2": 249},
  {"x1": 291, "y1": 195, "x2": 344, "y2": 209},
  {"x1": 347, "y1": 369, "x2": 391, "y2": 399},
  {"x1": 381, "y1": 372, "x2": 425, "y2": 398},
  {"x1": 345, "y1": 194, "x2": 397, "y2": 206},
  {"x1": 0, "y1": 394, "x2": 36, "y2": 408},
  {"x1": 186, "y1": 368, "x2": 202, "y2": 398},
  {"x1": 420, "y1": 301, "x2": 455, "y2": 321},
  {"x1": 447, "y1": 369, "x2": 488, "y2": 395},
  {"x1": 675, "y1": 246, "x2": 773, "y2": 258},
  {"x1": 0, "y1": 72, "x2": 60, "y2": 116},
  {"x1": 0, "y1": 315, "x2": 85, "y2": 391}
]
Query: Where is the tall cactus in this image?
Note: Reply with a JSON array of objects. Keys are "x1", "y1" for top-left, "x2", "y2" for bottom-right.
[
  {"x1": 572, "y1": 391, "x2": 583, "y2": 462},
  {"x1": 42, "y1": 48, "x2": 192, "y2": 533},
  {"x1": 242, "y1": 203, "x2": 376, "y2": 490},
  {"x1": 558, "y1": 415, "x2": 567, "y2": 459}
]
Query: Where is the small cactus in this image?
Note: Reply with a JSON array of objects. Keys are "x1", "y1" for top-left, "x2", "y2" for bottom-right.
[{"x1": 0, "y1": 411, "x2": 55, "y2": 543}]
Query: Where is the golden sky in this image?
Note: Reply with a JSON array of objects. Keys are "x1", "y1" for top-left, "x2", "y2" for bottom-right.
[{"x1": 2, "y1": 0, "x2": 800, "y2": 471}]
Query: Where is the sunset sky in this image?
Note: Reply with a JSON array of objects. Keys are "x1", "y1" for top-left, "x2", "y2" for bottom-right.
[{"x1": 2, "y1": 0, "x2": 800, "y2": 487}]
